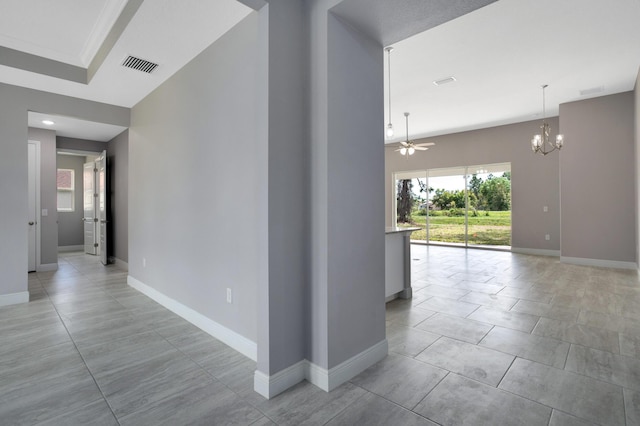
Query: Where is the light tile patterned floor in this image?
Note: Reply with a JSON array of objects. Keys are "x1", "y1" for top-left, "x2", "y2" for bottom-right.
[{"x1": 2, "y1": 247, "x2": 640, "y2": 425}]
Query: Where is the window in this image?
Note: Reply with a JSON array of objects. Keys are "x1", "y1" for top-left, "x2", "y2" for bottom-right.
[{"x1": 57, "y1": 169, "x2": 75, "y2": 212}]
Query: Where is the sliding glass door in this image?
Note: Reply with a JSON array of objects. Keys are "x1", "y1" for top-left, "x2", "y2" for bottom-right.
[{"x1": 394, "y1": 162, "x2": 511, "y2": 249}]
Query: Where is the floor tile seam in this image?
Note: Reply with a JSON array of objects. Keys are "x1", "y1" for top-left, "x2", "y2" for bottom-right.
[
  {"x1": 564, "y1": 343, "x2": 640, "y2": 391},
  {"x1": 44, "y1": 288, "x2": 123, "y2": 426},
  {"x1": 531, "y1": 329, "x2": 634, "y2": 358},
  {"x1": 319, "y1": 388, "x2": 371, "y2": 426},
  {"x1": 519, "y1": 353, "x2": 629, "y2": 396},
  {"x1": 152, "y1": 329, "x2": 225, "y2": 383},
  {"x1": 348, "y1": 374, "x2": 448, "y2": 425}
]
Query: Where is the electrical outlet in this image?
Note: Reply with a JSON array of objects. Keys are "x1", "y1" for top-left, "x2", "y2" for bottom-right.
[
  {"x1": 543, "y1": 206, "x2": 548, "y2": 212},
  {"x1": 143, "y1": 257, "x2": 146, "y2": 268},
  {"x1": 226, "y1": 288, "x2": 232, "y2": 304},
  {"x1": 545, "y1": 234, "x2": 550, "y2": 241}
]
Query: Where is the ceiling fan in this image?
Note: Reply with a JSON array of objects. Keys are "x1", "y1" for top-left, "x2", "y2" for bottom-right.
[{"x1": 393, "y1": 112, "x2": 434, "y2": 156}]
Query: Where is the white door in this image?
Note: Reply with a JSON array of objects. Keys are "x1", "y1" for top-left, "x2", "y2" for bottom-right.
[
  {"x1": 96, "y1": 151, "x2": 108, "y2": 265},
  {"x1": 27, "y1": 142, "x2": 38, "y2": 271},
  {"x1": 83, "y1": 161, "x2": 97, "y2": 255}
]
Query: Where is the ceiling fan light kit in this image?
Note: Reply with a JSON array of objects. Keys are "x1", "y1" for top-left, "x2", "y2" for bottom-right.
[
  {"x1": 531, "y1": 84, "x2": 564, "y2": 156},
  {"x1": 395, "y1": 112, "x2": 434, "y2": 158}
]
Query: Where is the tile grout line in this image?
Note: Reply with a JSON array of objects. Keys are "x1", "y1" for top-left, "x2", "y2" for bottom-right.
[{"x1": 41, "y1": 270, "x2": 123, "y2": 426}]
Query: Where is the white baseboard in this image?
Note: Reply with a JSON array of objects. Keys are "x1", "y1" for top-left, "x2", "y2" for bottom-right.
[
  {"x1": 112, "y1": 258, "x2": 128, "y2": 271},
  {"x1": 127, "y1": 276, "x2": 257, "y2": 360},
  {"x1": 308, "y1": 339, "x2": 388, "y2": 392},
  {"x1": 58, "y1": 245, "x2": 83, "y2": 252},
  {"x1": 253, "y1": 339, "x2": 388, "y2": 399},
  {"x1": 0, "y1": 291, "x2": 29, "y2": 307},
  {"x1": 254, "y1": 360, "x2": 306, "y2": 399},
  {"x1": 37, "y1": 263, "x2": 58, "y2": 272},
  {"x1": 511, "y1": 247, "x2": 560, "y2": 257},
  {"x1": 560, "y1": 256, "x2": 637, "y2": 270}
]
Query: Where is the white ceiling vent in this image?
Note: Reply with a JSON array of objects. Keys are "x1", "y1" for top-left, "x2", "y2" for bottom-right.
[
  {"x1": 433, "y1": 77, "x2": 457, "y2": 86},
  {"x1": 122, "y1": 55, "x2": 159, "y2": 74}
]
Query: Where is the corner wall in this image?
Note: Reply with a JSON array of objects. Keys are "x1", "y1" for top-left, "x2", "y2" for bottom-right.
[{"x1": 385, "y1": 118, "x2": 561, "y2": 253}]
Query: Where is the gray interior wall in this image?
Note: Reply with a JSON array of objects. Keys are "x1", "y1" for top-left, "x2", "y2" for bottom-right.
[
  {"x1": 27, "y1": 127, "x2": 58, "y2": 265},
  {"x1": 257, "y1": 0, "x2": 308, "y2": 375},
  {"x1": 385, "y1": 118, "x2": 561, "y2": 252},
  {"x1": 107, "y1": 130, "x2": 129, "y2": 263},
  {"x1": 57, "y1": 136, "x2": 108, "y2": 153},
  {"x1": 325, "y1": 13, "x2": 385, "y2": 368},
  {"x1": 560, "y1": 92, "x2": 636, "y2": 263},
  {"x1": 129, "y1": 12, "x2": 263, "y2": 342},
  {"x1": 56, "y1": 154, "x2": 85, "y2": 247},
  {"x1": 0, "y1": 82, "x2": 129, "y2": 298},
  {"x1": 635, "y1": 70, "x2": 639, "y2": 266}
]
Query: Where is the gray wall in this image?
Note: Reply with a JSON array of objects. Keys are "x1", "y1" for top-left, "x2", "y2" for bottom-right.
[
  {"x1": 560, "y1": 92, "x2": 636, "y2": 263},
  {"x1": 107, "y1": 130, "x2": 129, "y2": 263},
  {"x1": 129, "y1": 13, "x2": 263, "y2": 342},
  {"x1": 385, "y1": 118, "x2": 561, "y2": 253},
  {"x1": 27, "y1": 127, "x2": 58, "y2": 265},
  {"x1": 0, "y1": 82, "x2": 129, "y2": 297},
  {"x1": 258, "y1": 0, "x2": 307, "y2": 375},
  {"x1": 57, "y1": 136, "x2": 108, "y2": 153},
  {"x1": 56, "y1": 154, "x2": 85, "y2": 247},
  {"x1": 635, "y1": 70, "x2": 640, "y2": 266}
]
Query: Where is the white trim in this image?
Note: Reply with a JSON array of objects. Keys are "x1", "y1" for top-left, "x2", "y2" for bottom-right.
[
  {"x1": 28, "y1": 140, "x2": 41, "y2": 273},
  {"x1": 254, "y1": 360, "x2": 306, "y2": 399},
  {"x1": 560, "y1": 256, "x2": 637, "y2": 270},
  {"x1": 127, "y1": 275, "x2": 256, "y2": 360},
  {"x1": 308, "y1": 339, "x2": 388, "y2": 392},
  {"x1": 253, "y1": 339, "x2": 388, "y2": 399},
  {"x1": 511, "y1": 247, "x2": 560, "y2": 257},
  {"x1": 37, "y1": 263, "x2": 58, "y2": 272},
  {"x1": 111, "y1": 257, "x2": 129, "y2": 271},
  {"x1": 0, "y1": 291, "x2": 29, "y2": 307},
  {"x1": 58, "y1": 245, "x2": 84, "y2": 252}
]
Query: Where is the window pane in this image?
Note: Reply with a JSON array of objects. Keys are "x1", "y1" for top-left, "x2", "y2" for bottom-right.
[
  {"x1": 58, "y1": 190, "x2": 74, "y2": 211},
  {"x1": 57, "y1": 169, "x2": 74, "y2": 190}
]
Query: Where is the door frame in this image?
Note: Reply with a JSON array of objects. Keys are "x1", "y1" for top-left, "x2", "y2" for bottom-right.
[{"x1": 28, "y1": 140, "x2": 42, "y2": 272}]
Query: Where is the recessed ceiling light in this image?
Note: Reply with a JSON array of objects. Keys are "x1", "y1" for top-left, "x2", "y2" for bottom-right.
[
  {"x1": 42, "y1": 120, "x2": 55, "y2": 125},
  {"x1": 433, "y1": 77, "x2": 456, "y2": 86}
]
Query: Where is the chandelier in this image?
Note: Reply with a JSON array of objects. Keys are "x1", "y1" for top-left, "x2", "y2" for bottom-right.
[{"x1": 531, "y1": 84, "x2": 564, "y2": 155}]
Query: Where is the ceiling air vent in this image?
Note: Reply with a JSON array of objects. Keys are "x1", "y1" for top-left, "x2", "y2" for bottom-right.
[{"x1": 122, "y1": 55, "x2": 159, "y2": 74}]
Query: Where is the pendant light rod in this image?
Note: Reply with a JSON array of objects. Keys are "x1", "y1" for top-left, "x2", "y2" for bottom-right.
[
  {"x1": 404, "y1": 112, "x2": 410, "y2": 142},
  {"x1": 385, "y1": 46, "x2": 394, "y2": 138}
]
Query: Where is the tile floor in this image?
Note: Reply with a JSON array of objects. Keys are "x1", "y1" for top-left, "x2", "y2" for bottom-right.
[{"x1": 2, "y1": 247, "x2": 640, "y2": 425}]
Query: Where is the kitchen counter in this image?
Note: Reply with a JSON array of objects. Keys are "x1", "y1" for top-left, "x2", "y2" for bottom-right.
[{"x1": 385, "y1": 227, "x2": 420, "y2": 301}]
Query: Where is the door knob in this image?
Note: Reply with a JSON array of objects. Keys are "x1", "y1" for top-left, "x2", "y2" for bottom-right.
[{"x1": 28, "y1": 221, "x2": 34, "y2": 226}]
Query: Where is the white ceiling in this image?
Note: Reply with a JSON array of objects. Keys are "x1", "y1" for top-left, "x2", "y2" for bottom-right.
[
  {"x1": 0, "y1": 0, "x2": 251, "y2": 140},
  {"x1": 385, "y1": 0, "x2": 640, "y2": 142},
  {"x1": 1, "y1": 0, "x2": 639, "y2": 143},
  {"x1": 28, "y1": 111, "x2": 127, "y2": 142}
]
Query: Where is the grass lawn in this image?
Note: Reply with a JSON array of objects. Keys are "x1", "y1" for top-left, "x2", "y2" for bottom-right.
[{"x1": 399, "y1": 210, "x2": 511, "y2": 246}]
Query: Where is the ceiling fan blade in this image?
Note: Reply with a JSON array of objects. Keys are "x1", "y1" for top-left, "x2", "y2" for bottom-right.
[
  {"x1": 394, "y1": 148, "x2": 404, "y2": 152},
  {"x1": 414, "y1": 142, "x2": 435, "y2": 147},
  {"x1": 399, "y1": 141, "x2": 409, "y2": 147},
  {"x1": 414, "y1": 146, "x2": 429, "y2": 151}
]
